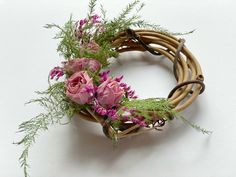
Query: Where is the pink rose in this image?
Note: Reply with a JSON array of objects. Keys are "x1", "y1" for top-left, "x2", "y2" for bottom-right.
[
  {"x1": 97, "y1": 78, "x2": 125, "y2": 109},
  {"x1": 64, "y1": 58, "x2": 101, "y2": 74},
  {"x1": 65, "y1": 71, "x2": 94, "y2": 104}
]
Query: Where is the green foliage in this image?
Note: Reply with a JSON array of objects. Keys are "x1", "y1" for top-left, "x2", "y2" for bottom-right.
[
  {"x1": 133, "y1": 20, "x2": 195, "y2": 36},
  {"x1": 15, "y1": 82, "x2": 82, "y2": 177},
  {"x1": 118, "y1": 98, "x2": 212, "y2": 134},
  {"x1": 121, "y1": 98, "x2": 172, "y2": 112},
  {"x1": 87, "y1": 0, "x2": 97, "y2": 19},
  {"x1": 176, "y1": 114, "x2": 213, "y2": 135},
  {"x1": 94, "y1": 0, "x2": 145, "y2": 44},
  {"x1": 17, "y1": 1, "x2": 201, "y2": 176},
  {"x1": 45, "y1": 15, "x2": 81, "y2": 59},
  {"x1": 117, "y1": 98, "x2": 175, "y2": 125},
  {"x1": 45, "y1": 0, "x2": 191, "y2": 68},
  {"x1": 100, "y1": 4, "x2": 107, "y2": 22}
]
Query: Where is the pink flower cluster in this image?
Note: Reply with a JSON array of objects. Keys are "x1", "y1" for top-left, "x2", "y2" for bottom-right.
[
  {"x1": 49, "y1": 57, "x2": 140, "y2": 125},
  {"x1": 122, "y1": 108, "x2": 147, "y2": 127},
  {"x1": 98, "y1": 70, "x2": 137, "y2": 100},
  {"x1": 49, "y1": 58, "x2": 101, "y2": 80},
  {"x1": 50, "y1": 57, "x2": 137, "y2": 122},
  {"x1": 75, "y1": 14, "x2": 104, "y2": 52},
  {"x1": 64, "y1": 58, "x2": 101, "y2": 73}
]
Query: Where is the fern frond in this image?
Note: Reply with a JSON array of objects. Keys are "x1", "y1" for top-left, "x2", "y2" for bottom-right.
[
  {"x1": 177, "y1": 115, "x2": 212, "y2": 135},
  {"x1": 87, "y1": 0, "x2": 97, "y2": 18},
  {"x1": 116, "y1": 0, "x2": 140, "y2": 22},
  {"x1": 15, "y1": 82, "x2": 80, "y2": 177},
  {"x1": 45, "y1": 15, "x2": 81, "y2": 59},
  {"x1": 100, "y1": 4, "x2": 107, "y2": 22},
  {"x1": 132, "y1": 20, "x2": 195, "y2": 35}
]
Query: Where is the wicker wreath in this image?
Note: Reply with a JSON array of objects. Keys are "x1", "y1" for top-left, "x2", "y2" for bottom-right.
[
  {"x1": 77, "y1": 29, "x2": 205, "y2": 139},
  {"x1": 16, "y1": 1, "x2": 210, "y2": 176}
]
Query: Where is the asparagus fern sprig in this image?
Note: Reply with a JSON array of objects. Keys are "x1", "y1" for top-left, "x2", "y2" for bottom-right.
[
  {"x1": 176, "y1": 115, "x2": 212, "y2": 135},
  {"x1": 45, "y1": 0, "x2": 191, "y2": 63},
  {"x1": 15, "y1": 82, "x2": 80, "y2": 177},
  {"x1": 117, "y1": 98, "x2": 212, "y2": 134},
  {"x1": 44, "y1": 15, "x2": 81, "y2": 59}
]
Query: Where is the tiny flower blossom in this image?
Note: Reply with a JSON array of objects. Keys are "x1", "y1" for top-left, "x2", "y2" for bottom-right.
[
  {"x1": 91, "y1": 14, "x2": 100, "y2": 23},
  {"x1": 130, "y1": 116, "x2": 147, "y2": 127},
  {"x1": 115, "y1": 75, "x2": 124, "y2": 82},
  {"x1": 97, "y1": 107, "x2": 107, "y2": 116},
  {"x1": 79, "y1": 18, "x2": 88, "y2": 28},
  {"x1": 107, "y1": 109, "x2": 119, "y2": 120},
  {"x1": 131, "y1": 118, "x2": 140, "y2": 124},
  {"x1": 139, "y1": 121, "x2": 147, "y2": 127},
  {"x1": 49, "y1": 67, "x2": 64, "y2": 80},
  {"x1": 120, "y1": 83, "x2": 138, "y2": 99},
  {"x1": 99, "y1": 70, "x2": 110, "y2": 82},
  {"x1": 74, "y1": 14, "x2": 103, "y2": 42},
  {"x1": 107, "y1": 109, "x2": 116, "y2": 117},
  {"x1": 120, "y1": 83, "x2": 130, "y2": 91},
  {"x1": 93, "y1": 104, "x2": 107, "y2": 116}
]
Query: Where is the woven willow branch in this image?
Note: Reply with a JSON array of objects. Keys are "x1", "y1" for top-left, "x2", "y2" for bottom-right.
[{"x1": 77, "y1": 29, "x2": 205, "y2": 139}]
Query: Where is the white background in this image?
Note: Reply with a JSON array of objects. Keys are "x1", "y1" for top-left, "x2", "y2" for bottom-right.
[{"x1": 1, "y1": 0, "x2": 236, "y2": 177}]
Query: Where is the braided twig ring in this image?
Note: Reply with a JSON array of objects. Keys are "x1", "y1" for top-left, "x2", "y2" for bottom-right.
[{"x1": 77, "y1": 29, "x2": 205, "y2": 139}]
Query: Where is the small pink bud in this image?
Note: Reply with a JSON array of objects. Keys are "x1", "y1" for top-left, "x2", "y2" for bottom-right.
[
  {"x1": 139, "y1": 121, "x2": 147, "y2": 127},
  {"x1": 49, "y1": 67, "x2": 64, "y2": 80},
  {"x1": 115, "y1": 75, "x2": 123, "y2": 82},
  {"x1": 132, "y1": 118, "x2": 140, "y2": 124},
  {"x1": 79, "y1": 18, "x2": 88, "y2": 27},
  {"x1": 120, "y1": 83, "x2": 127, "y2": 87}
]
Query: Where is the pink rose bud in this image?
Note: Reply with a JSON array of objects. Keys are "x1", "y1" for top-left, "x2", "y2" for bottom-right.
[
  {"x1": 86, "y1": 58, "x2": 101, "y2": 72},
  {"x1": 87, "y1": 40, "x2": 100, "y2": 53},
  {"x1": 65, "y1": 71, "x2": 94, "y2": 104},
  {"x1": 64, "y1": 58, "x2": 101, "y2": 74},
  {"x1": 97, "y1": 78, "x2": 125, "y2": 109}
]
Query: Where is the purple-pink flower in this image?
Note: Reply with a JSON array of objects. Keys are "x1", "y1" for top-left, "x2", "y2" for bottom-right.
[
  {"x1": 65, "y1": 71, "x2": 94, "y2": 104},
  {"x1": 96, "y1": 77, "x2": 125, "y2": 109},
  {"x1": 129, "y1": 115, "x2": 147, "y2": 127},
  {"x1": 120, "y1": 82, "x2": 138, "y2": 99},
  {"x1": 93, "y1": 104, "x2": 107, "y2": 116},
  {"x1": 93, "y1": 103, "x2": 119, "y2": 120},
  {"x1": 75, "y1": 14, "x2": 102, "y2": 40},
  {"x1": 64, "y1": 58, "x2": 101, "y2": 74},
  {"x1": 91, "y1": 14, "x2": 100, "y2": 23},
  {"x1": 99, "y1": 70, "x2": 110, "y2": 82},
  {"x1": 79, "y1": 18, "x2": 88, "y2": 28},
  {"x1": 49, "y1": 67, "x2": 64, "y2": 80}
]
